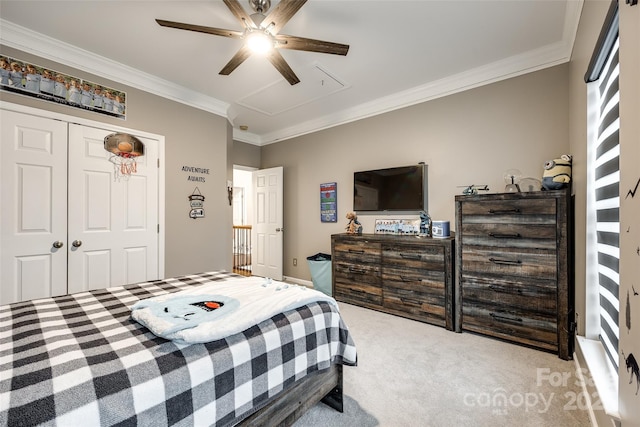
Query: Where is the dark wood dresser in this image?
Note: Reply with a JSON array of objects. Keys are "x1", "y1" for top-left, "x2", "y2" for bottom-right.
[
  {"x1": 454, "y1": 190, "x2": 574, "y2": 359},
  {"x1": 331, "y1": 233, "x2": 455, "y2": 330}
]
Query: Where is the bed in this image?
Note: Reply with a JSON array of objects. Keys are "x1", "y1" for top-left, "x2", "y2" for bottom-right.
[{"x1": 0, "y1": 271, "x2": 357, "y2": 426}]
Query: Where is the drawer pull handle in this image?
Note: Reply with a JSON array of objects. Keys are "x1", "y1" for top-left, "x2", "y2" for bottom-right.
[
  {"x1": 489, "y1": 285, "x2": 523, "y2": 294},
  {"x1": 399, "y1": 253, "x2": 421, "y2": 260},
  {"x1": 400, "y1": 276, "x2": 414, "y2": 282},
  {"x1": 348, "y1": 266, "x2": 366, "y2": 274},
  {"x1": 347, "y1": 249, "x2": 365, "y2": 254},
  {"x1": 489, "y1": 232, "x2": 521, "y2": 239},
  {"x1": 488, "y1": 208, "x2": 521, "y2": 214},
  {"x1": 490, "y1": 313, "x2": 523, "y2": 323},
  {"x1": 400, "y1": 298, "x2": 421, "y2": 306},
  {"x1": 489, "y1": 257, "x2": 522, "y2": 265}
]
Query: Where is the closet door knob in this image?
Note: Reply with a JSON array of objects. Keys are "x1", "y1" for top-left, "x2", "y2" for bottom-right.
[
  {"x1": 72, "y1": 240, "x2": 83, "y2": 247},
  {"x1": 52, "y1": 241, "x2": 64, "y2": 249}
]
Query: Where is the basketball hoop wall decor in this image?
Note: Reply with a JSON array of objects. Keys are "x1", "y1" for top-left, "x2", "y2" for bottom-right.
[{"x1": 104, "y1": 133, "x2": 144, "y2": 181}]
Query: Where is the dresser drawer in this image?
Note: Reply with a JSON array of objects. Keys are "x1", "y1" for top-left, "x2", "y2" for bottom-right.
[
  {"x1": 462, "y1": 305, "x2": 558, "y2": 352},
  {"x1": 334, "y1": 283, "x2": 382, "y2": 307},
  {"x1": 461, "y1": 246, "x2": 557, "y2": 279},
  {"x1": 460, "y1": 198, "x2": 556, "y2": 216},
  {"x1": 382, "y1": 267, "x2": 445, "y2": 293},
  {"x1": 333, "y1": 240, "x2": 381, "y2": 264},
  {"x1": 459, "y1": 223, "x2": 556, "y2": 250},
  {"x1": 383, "y1": 285, "x2": 446, "y2": 324},
  {"x1": 333, "y1": 255, "x2": 382, "y2": 307},
  {"x1": 334, "y1": 262, "x2": 381, "y2": 285},
  {"x1": 382, "y1": 243, "x2": 444, "y2": 270},
  {"x1": 461, "y1": 274, "x2": 557, "y2": 315}
]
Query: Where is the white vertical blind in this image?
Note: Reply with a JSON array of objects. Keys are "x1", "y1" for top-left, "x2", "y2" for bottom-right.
[{"x1": 592, "y1": 36, "x2": 620, "y2": 370}]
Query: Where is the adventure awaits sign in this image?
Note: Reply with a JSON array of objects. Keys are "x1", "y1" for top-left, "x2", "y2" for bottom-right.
[{"x1": 182, "y1": 165, "x2": 209, "y2": 182}]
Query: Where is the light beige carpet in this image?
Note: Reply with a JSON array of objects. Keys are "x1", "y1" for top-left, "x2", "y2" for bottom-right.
[{"x1": 294, "y1": 302, "x2": 592, "y2": 427}]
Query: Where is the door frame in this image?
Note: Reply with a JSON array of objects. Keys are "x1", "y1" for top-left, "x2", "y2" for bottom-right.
[{"x1": 1, "y1": 101, "x2": 166, "y2": 279}]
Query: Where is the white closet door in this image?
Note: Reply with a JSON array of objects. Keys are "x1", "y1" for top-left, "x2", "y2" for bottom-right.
[
  {"x1": 67, "y1": 125, "x2": 159, "y2": 293},
  {"x1": 0, "y1": 110, "x2": 68, "y2": 305}
]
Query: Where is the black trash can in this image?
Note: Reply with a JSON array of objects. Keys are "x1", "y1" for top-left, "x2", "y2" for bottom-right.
[{"x1": 306, "y1": 253, "x2": 332, "y2": 296}]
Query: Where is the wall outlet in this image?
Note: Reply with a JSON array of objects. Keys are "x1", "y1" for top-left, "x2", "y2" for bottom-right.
[{"x1": 293, "y1": 258, "x2": 297, "y2": 266}]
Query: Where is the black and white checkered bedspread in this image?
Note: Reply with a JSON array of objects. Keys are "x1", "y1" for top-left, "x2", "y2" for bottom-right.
[{"x1": 0, "y1": 271, "x2": 357, "y2": 427}]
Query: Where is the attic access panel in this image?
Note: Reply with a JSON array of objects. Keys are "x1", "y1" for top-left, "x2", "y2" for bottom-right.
[{"x1": 237, "y1": 63, "x2": 348, "y2": 116}]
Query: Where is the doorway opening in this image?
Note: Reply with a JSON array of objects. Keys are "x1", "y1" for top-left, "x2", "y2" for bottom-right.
[{"x1": 232, "y1": 166, "x2": 255, "y2": 276}]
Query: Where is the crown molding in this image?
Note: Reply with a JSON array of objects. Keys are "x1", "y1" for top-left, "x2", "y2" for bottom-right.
[
  {"x1": 233, "y1": 131, "x2": 263, "y2": 145},
  {"x1": 0, "y1": 19, "x2": 230, "y2": 119},
  {"x1": 257, "y1": 44, "x2": 568, "y2": 145}
]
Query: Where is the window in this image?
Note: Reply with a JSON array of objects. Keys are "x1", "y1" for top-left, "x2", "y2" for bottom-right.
[{"x1": 585, "y1": 1, "x2": 620, "y2": 372}]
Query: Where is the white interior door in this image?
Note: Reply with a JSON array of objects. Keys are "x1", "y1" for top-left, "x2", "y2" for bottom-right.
[
  {"x1": 252, "y1": 166, "x2": 283, "y2": 280},
  {"x1": 0, "y1": 110, "x2": 68, "y2": 305},
  {"x1": 67, "y1": 125, "x2": 159, "y2": 293}
]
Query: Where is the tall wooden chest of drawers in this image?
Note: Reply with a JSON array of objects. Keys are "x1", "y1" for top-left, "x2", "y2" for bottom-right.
[
  {"x1": 455, "y1": 190, "x2": 574, "y2": 359},
  {"x1": 331, "y1": 233, "x2": 455, "y2": 330}
]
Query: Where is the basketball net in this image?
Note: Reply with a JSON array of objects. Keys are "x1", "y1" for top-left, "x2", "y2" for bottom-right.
[{"x1": 109, "y1": 153, "x2": 138, "y2": 181}]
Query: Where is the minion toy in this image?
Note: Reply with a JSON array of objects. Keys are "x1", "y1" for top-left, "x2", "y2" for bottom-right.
[{"x1": 542, "y1": 154, "x2": 572, "y2": 190}]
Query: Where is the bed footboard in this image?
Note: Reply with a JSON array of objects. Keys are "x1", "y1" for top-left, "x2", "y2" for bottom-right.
[{"x1": 238, "y1": 364, "x2": 343, "y2": 426}]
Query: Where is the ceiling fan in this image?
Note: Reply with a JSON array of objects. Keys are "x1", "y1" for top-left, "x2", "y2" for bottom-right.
[{"x1": 156, "y1": 0, "x2": 349, "y2": 85}]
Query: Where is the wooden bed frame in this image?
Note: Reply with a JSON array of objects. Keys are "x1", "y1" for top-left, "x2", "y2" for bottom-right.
[{"x1": 238, "y1": 364, "x2": 343, "y2": 426}]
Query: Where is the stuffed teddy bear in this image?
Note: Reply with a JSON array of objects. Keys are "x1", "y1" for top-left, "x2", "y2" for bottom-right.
[
  {"x1": 542, "y1": 154, "x2": 572, "y2": 190},
  {"x1": 345, "y1": 211, "x2": 362, "y2": 234}
]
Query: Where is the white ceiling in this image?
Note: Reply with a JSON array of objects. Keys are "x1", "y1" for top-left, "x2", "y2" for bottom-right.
[{"x1": 0, "y1": 0, "x2": 583, "y2": 145}]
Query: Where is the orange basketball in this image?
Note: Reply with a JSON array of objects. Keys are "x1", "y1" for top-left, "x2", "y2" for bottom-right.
[{"x1": 117, "y1": 141, "x2": 133, "y2": 152}]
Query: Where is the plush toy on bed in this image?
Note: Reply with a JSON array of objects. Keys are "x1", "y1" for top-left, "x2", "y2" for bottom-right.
[
  {"x1": 542, "y1": 154, "x2": 572, "y2": 190},
  {"x1": 345, "y1": 211, "x2": 362, "y2": 234},
  {"x1": 131, "y1": 294, "x2": 239, "y2": 336}
]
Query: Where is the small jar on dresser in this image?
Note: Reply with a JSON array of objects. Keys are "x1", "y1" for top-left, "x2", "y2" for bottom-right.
[{"x1": 455, "y1": 189, "x2": 574, "y2": 360}]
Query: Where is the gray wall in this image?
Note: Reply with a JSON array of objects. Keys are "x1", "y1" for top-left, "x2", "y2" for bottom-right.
[
  {"x1": 233, "y1": 140, "x2": 261, "y2": 168},
  {"x1": 0, "y1": 45, "x2": 231, "y2": 278},
  {"x1": 261, "y1": 64, "x2": 570, "y2": 282}
]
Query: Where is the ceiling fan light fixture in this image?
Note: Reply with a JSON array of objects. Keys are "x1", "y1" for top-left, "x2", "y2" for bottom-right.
[
  {"x1": 245, "y1": 30, "x2": 273, "y2": 55},
  {"x1": 156, "y1": 0, "x2": 349, "y2": 85}
]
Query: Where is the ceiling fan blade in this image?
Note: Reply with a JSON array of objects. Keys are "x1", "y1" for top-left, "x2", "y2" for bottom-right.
[
  {"x1": 275, "y1": 34, "x2": 349, "y2": 56},
  {"x1": 219, "y1": 45, "x2": 252, "y2": 75},
  {"x1": 262, "y1": 0, "x2": 307, "y2": 35},
  {"x1": 156, "y1": 19, "x2": 243, "y2": 38},
  {"x1": 223, "y1": 0, "x2": 256, "y2": 29},
  {"x1": 266, "y1": 50, "x2": 300, "y2": 85}
]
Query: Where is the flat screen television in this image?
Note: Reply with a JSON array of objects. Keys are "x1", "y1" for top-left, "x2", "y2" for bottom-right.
[{"x1": 353, "y1": 164, "x2": 428, "y2": 212}]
